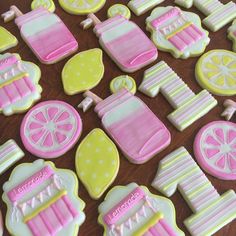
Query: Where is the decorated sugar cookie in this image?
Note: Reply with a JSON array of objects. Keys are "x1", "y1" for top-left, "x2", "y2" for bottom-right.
[
  {"x1": 0, "y1": 53, "x2": 42, "y2": 116},
  {"x1": 75, "y1": 129, "x2": 119, "y2": 199},
  {"x1": 98, "y1": 183, "x2": 184, "y2": 236},
  {"x1": 0, "y1": 27, "x2": 18, "y2": 52},
  {"x1": 174, "y1": 0, "x2": 193, "y2": 8},
  {"x1": 194, "y1": 121, "x2": 236, "y2": 180},
  {"x1": 31, "y1": 0, "x2": 56, "y2": 12},
  {"x1": 79, "y1": 89, "x2": 171, "y2": 164},
  {"x1": 228, "y1": 20, "x2": 236, "y2": 52},
  {"x1": 152, "y1": 147, "x2": 236, "y2": 236},
  {"x1": 174, "y1": 0, "x2": 236, "y2": 31},
  {"x1": 2, "y1": 159, "x2": 85, "y2": 236},
  {"x1": 139, "y1": 61, "x2": 217, "y2": 131},
  {"x1": 2, "y1": 6, "x2": 78, "y2": 64},
  {"x1": 59, "y1": 0, "x2": 106, "y2": 15},
  {"x1": 110, "y1": 75, "x2": 136, "y2": 94},
  {"x1": 81, "y1": 14, "x2": 158, "y2": 72},
  {"x1": 195, "y1": 50, "x2": 236, "y2": 96},
  {"x1": 62, "y1": 49, "x2": 104, "y2": 95},
  {"x1": 221, "y1": 99, "x2": 236, "y2": 121},
  {"x1": 20, "y1": 100, "x2": 82, "y2": 159},
  {"x1": 128, "y1": 0, "x2": 164, "y2": 16},
  {"x1": 146, "y1": 6, "x2": 210, "y2": 59},
  {"x1": 107, "y1": 4, "x2": 131, "y2": 19},
  {"x1": 0, "y1": 140, "x2": 24, "y2": 175}
]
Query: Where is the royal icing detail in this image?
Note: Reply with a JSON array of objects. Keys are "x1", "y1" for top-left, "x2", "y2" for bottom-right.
[
  {"x1": 3, "y1": 7, "x2": 78, "y2": 64},
  {"x1": 94, "y1": 89, "x2": 171, "y2": 164},
  {"x1": 2, "y1": 160, "x2": 85, "y2": 236},
  {"x1": 128, "y1": 0, "x2": 164, "y2": 16},
  {"x1": 59, "y1": 0, "x2": 105, "y2": 15},
  {"x1": 110, "y1": 75, "x2": 136, "y2": 95},
  {"x1": 91, "y1": 15, "x2": 158, "y2": 72},
  {"x1": 175, "y1": 0, "x2": 236, "y2": 32},
  {"x1": 228, "y1": 20, "x2": 236, "y2": 52},
  {"x1": 75, "y1": 128, "x2": 119, "y2": 199},
  {"x1": 20, "y1": 100, "x2": 82, "y2": 159},
  {"x1": 146, "y1": 6, "x2": 210, "y2": 59},
  {"x1": 152, "y1": 147, "x2": 236, "y2": 236},
  {"x1": 139, "y1": 61, "x2": 217, "y2": 131},
  {"x1": 0, "y1": 26, "x2": 18, "y2": 53},
  {"x1": 221, "y1": 99, "x2": 236, "y2": 121},
  {"x1": 98, "y1": 183, "x2": 184, "y2": 236},
  {"x1": 174, "y1": 0, "x2": 193, "y2": 8},
  {"x1": 195, "y1": 50, "x2": 236, "y2": 96},
  {"x1": 0, "y1": 140, "x2": 24, "y2": 175},
  {"x1": 31, "y1": 0, "x2": 56, "y2": 12},
  {"x1": 0, "y1": 53, "x2": 42, "y2": 116},
  {"x1": 194, "y1": 121, "x2": 236, "y2": 180},
  {"x1": 107, "y1": 4, "x2": 131, "y2": 20},
  {"x1": 62, "y1": 49, "x2": 104, "y2": 95}
]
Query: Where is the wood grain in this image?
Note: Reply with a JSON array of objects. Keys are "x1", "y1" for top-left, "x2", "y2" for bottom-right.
[{"x1": 0, "y1": 0, "x2": 235, "y2": 235}]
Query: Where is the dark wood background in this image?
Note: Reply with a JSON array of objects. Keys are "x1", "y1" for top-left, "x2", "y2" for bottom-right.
[{"x1": 0, "y1": 0, "x2": 235, "y2": 235}]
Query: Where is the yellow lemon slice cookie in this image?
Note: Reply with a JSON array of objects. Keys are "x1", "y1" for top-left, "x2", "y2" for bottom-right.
[
  {"x1": 62, "y1": 48, "x2": 104, "y2": 95},
  {"x1": 196, "y1": 50, "x2": 236, "y2": 96},
  {"x1": 0, "y1": 27, "x2": 18, "y2": 53},
  {"x1": 107, "y1": 4, "x2": 131, "y2": 19},
  {"x1": 59, "y1": 0, "x2": 106, "y2": 15},
  {"x1": 31, "y1": 0, "x2": 56, "y2": 12},
  {"x1": 75, "y1": 129, "x2": 119, "y2": 199},
  {"x1": 110, "y1": 75, "x2": 136, "y2": 94}
]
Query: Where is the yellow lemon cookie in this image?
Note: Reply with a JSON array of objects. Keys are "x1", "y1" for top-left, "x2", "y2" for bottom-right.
[
  {"x1": 107, "y1": 4, "x2": 131, "y2": 19},
  {"x1": 31, "y1": 0, "x2": 56, "y2": 12},
  {"x1": 0, "y1": 27, "x2": 18, "y2": 53},
  {"x1": 75, "y1": 129, "x2": 119, "y2": 199},
  {"x1": 59, "y1": 0, "x2": 106, "y2": 15},
  {"x1": 195, "y1": 50, "x2": 236, "y2": 96},
  {"x1": 62, "y1": 48, "x2": 104, "y2": 95},
  {"x1": 110, "y1": 75, "x2": 136, "y2": 94}
]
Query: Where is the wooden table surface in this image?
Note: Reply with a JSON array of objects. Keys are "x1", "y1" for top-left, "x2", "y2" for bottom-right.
[{"x1": 0, "y1": 0, "x2": 235, "y2": 235}]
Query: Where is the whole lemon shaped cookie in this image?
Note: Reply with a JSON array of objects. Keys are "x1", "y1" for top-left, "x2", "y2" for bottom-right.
[{"x1": 195, "y1": 50, "x2": 236, "y2": 96}]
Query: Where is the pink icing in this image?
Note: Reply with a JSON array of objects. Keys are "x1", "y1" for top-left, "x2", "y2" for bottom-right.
[
  {"x1": 0, "y1": 55, "x2": 18, "y2": 71},
  {"x1": 147, "y1": 219, "x2": 177, "y2": 236},
  {"x1": 103, "y1": 187, "x2": 145, "y2": 226},
  {"x1": 95, "y1": 89, "x2": 171, "y2": 164},
  {"x1": 7, "y1": 166, "x2": 54, "y2": 202},
  {"x1": 194, "y1": 121, "x2": 236, "y2": 180},
  {"x1": 151, "y1": 7, "x2": 181, "y2": 29},
  {"x1": 95, "y1": 16, "x2": 157, "y2": 72},
  {"x1": 26, "y1": 195, "x2": 79, "y2": 236},
  {"x1": 16, "y1": 8, "x2": 78, "y2": 64}
]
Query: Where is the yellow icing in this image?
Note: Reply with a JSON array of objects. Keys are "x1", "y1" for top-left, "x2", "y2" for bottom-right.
[
  {"x1": 59, "y1": 0, "x2": 106, "y2": 15},
  {"x1": 110, "y1": 75, "x2": 136, "y2": 94},
  {"x1": 24, "y1": 190, "x2": 67, "y2": 222},
  {"x1": 133, "y1": 213, "x2": 163, "y2": 236},
  {"x1": 75, "y1": 129, "x2": 119, "y2": 199},
  {"x1": 196, "y1": 49, "x2": 236, "y2": 96},
  {"x1": 107, "y1": 4, "x2": 131, "y2": 19},
  {"x1": 31, "y1": 0, "x2": 56, "y2": 13},
  {"x1": 0, "y1": 27, "x2": 18, "y2": 53},
  {"x1": 62, "y1": 49, "x2": 104, "y2": 95}
]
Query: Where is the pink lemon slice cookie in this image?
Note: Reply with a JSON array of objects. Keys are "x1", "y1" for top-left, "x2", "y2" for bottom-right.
[
  {"x1": 21, "y1": 100, "x2": 82, "y2": 159},
  {"x1": 194, "y1": 121, "x2": 236, "y2": 180}
]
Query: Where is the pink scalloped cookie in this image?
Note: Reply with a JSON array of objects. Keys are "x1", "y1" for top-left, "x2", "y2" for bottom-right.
[
  {"x1": 20, "y1": 100, "x2": 82, "y2": 159},
  {"x1": 2, "y1": 159, "x2": 85, "y2": 236},
  {"x1": 194, "y1": 121, "x2": 236, "y2": 180}
]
